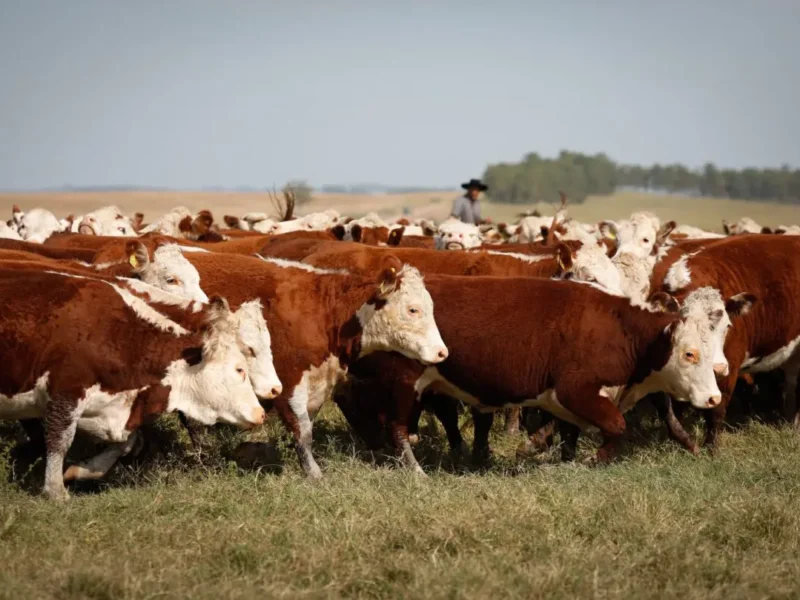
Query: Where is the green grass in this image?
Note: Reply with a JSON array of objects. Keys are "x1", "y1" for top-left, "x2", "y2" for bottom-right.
[{"x1": 1, "y1": 404, "x2": 799, "y2": 599}]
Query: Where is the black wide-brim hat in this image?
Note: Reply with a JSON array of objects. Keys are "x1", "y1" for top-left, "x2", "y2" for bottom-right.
[{"x1": 461, "y1": 178, "x2": 488, "y2": 192}]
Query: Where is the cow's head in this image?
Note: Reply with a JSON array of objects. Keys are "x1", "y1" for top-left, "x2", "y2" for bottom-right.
[
  {"x1": 357, "y1": 257, "x2": 448, "y2": 364},
  {"x1": 15, "y1": 207, "x2": 62, "y2": 243},
  {"x1": 178, "y1": 210, "x2": 214, "y2": 240},
  {"x1": 124, "y1": 240, "x2": 209, "y2": 303},
  {"x1": 568, "y1": 242, "x2": 625, "y2": 295},
  {"x1": 608, "y1": 213, "x2": 675, "y2": 258},
  {"x1": 233, "y1": 300, "x2": 282, "y2": 400},
  {"x1": 434, "y1": 219, "x2": 482, "y2": 250},
  {"x1": 648, "y1": 289, "x2": 756, "y2": 409},
  {"x1": 78, "y1": 206, "x2": 136, "y2": 237},
  {"x1": 170, "y1": 297, "x2": 265, "y2": 428}
]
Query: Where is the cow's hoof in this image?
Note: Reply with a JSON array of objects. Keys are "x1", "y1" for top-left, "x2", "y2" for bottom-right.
[{"x1": 43, "y1": 486, "x2": 70, "y2": 502}]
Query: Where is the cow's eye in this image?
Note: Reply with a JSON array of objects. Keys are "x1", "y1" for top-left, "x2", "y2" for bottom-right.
[{"x1": 166, "y1": 277, "x2": 178, "y2": 285}]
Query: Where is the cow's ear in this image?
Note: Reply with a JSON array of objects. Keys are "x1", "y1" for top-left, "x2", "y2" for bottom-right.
[
  {"x1": 192, "y1": 211, "x2": 213, "y2": 236},
  {"x1": 331, "y1": 224, "x2": 346, "y2": 240},
  {"x1": 649, "y1": 291, "x2": 680, "y2": 313},
  {"x1": 224, "y1": 215, "x2": 240, "y2": 228},
  {"x1": 422, "y1": 224, "x2": 437, "y2": 237},
  {"x1": 132, "y1": 212, "x2": 145, "y2": 231},
  {"x1": 726, "y1": 292, "x2": 757, "y2": 318},
  {"x1": 387, "y1": 227, "x2": 404, "y2": 246},
  {"x1": 376, "y1": 256, "x2": 402, "y2": 299},
  {"x1": 179, "y1": 215, "x2": 193, "y2": 233},
  {"x1": 656, "y1": 221, "x2": 677, "y2": 246},
  {"x1": 776, "y1": 227, "x2": 787, "y2": 235},
  {"x1": 722, "y1": 220, "x2": 731, "y2": 235},
  {"x1": 761, "y1": 227, "x2": 772, "y2": 234},
  {"x1": 351, "y1": 224, "x2": 363, "y2": 243},
  {"x1": 599, "y1": 220, "x2": 618, "y2": 241},
  {"x1": 555, "y1": 243, "x2": 573, "y2": 273},
  {"x1": 125, "y1": 240, "x2": 150, "y2": 273}
]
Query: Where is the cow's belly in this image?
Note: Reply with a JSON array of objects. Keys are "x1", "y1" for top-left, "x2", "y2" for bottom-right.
[
  {"x1": 415, "y1": 367, "x2": 595, "y2": 431},
  {"x1": 77, "y1": 386, "x2": 142, "y2": 442},
  {"x1": 741, "y1": 334, "x2": 800, "y2": 374},
  {"x1": 0, "y1": 372, "x2": 50, "y2": 420}
]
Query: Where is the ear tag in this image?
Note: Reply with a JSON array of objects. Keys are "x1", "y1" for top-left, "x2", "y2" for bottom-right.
[{"x1": 129, "y1": 254, "x2": 139, "y2": 268}]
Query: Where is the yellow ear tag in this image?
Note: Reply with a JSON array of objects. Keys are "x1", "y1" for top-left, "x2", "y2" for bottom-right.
[
  {"x1": 129, "y1": 254, "x2": 138, "y2": 268},
  {"x1": 608, "y1": 231, "x2": 617, "y2": 240},
  {"x1": 390, "y1": 267, "x2": 396, "y2": 274}
]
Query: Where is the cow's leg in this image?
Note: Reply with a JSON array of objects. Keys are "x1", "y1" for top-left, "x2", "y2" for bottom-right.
[
  {"x1": 703, "y1": 363, "x2": 742, "y2": 451},
  {"x1": 558, "y1": 421, "x2": 581, "y2": 462},
  {"x1": 387, "y1": 387, "x2": 426, "y2": 476},
  {"x1": 177, "y1": 411, "x2": 207, "y2": 452},
  {"x1": 43, "y1": 395, "x2": 82, "y2": 501},
  {"x1": 555, "y1": 386, "x2": 625, "y2": 464},
  {"x1": 522, "y1": 411, "x2": 557, "y2": 453},
  {"x1": 471, "y1": 409, "x2": 494, "y2": 465},
  {"x1": 63, "y1": 431, "x2": 140, "y2": 482},
  {"x1": 782, "y1": 361, "x2": 800, "y2": 426},
  {"x1": 278, "y1": 391, "x2": 322, "y2": 480},
  {"x1": 406, "y1": 398, "x2": 425, "y2": 446},
  {"x1": 504, "y1": 407, "x2": 521, "y2": 436},
  {"x1": 429, "y1": 395, "x2": 469, "y2": 459},
  {"x1": 653, "y1": 393, "x2": 699, "y2": 455}
]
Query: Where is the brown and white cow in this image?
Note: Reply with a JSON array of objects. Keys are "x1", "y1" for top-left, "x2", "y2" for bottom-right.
[
  {"x1": 654, "y1": 235, "x2": 797, "y2": 449},
  {"x1": 0, "y1": 270, "x2": 269, "y2": 500},
  {"x1": 181, "y1": 251, "x2": 448, "y2": 478},
  {"x1": 335, "y1": 275, "x2": 727, "y2": 472}
]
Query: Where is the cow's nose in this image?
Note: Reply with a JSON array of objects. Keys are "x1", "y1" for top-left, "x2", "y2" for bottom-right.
[
  {"x1": 713, "y1": 363, "x2": 728, "y2": 376},
  {"x1": 708, "y1": 395, "x2": 721, "y2": 408},
  {"x1": 437, "y1": 348, "x2": 449, "y2": 361},
  {"x1": 270, "y1": 385, "x2": 282, "y2": 398}
]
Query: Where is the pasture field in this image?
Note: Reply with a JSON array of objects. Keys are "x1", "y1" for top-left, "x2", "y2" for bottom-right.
[
  {"x1": 0, "y1": 190, "x2": 798, "y2": 231},
  {"x1": 1, "y1": 404, "x2": 799, "y2": 599}
]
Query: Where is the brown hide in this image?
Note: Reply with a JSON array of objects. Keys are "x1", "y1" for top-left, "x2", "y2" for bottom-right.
[
  {"x1": 182, "y1": 252, "x2": 403, "y2": 474},
  {"x1": 0, "y1": 238, "x2": 97, "y2": 263},
  {"x1": 339, "y1": 276, "x2": 679, "y2": 464},
  {"x1": 655, "y1": 235, "x2": 797, "y2": 446},
  {"x1": 262, "y1": 240, "x2": 568, "y2": 278}
]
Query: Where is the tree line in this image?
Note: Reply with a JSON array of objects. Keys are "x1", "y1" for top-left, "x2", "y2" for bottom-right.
[{"x1": 482, "y1": 151, "x2": 800, "y2": 204}]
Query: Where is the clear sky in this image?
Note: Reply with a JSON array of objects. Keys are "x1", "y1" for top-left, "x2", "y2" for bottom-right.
[{"x1": 1, "y1": 0, "x2": 798, "y2": 190}]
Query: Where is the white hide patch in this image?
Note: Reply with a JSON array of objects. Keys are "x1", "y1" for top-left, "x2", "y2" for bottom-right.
[
  {"x1": 482, "y1": 250, "x2": 549, "y2": 264},
  {"x1": 741, "y1": 334, "x2": 800, "y2": 374},
  {"x1": 177, "y1": 245, "x2": 210, "y2": 253},
  {"x1": 77, "y1": 385, "x2": 147, "y2": 442},
  {"x1": 291, "y1": 355, "x2": 348, "y2": 418},
  {"x1": 0, "y1": 372, "x2": 50, "y2": 420},
  {"x1": 663, "y1": 253, "x2": 698, "y2": 292},
  {"x1": 109, "y1": 284, "x2": 190, "y2": 336},
  {"x1": 256, "y1": 255, "x2": 348, "y2": 276}
]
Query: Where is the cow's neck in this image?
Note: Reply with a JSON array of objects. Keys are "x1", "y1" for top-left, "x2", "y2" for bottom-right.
[
  {"x1": 322, "y1": 274, "x2": 376, "y2": 367},
  {"x1": 619, "y1": 309, "x2": 677, "y2": 409}
]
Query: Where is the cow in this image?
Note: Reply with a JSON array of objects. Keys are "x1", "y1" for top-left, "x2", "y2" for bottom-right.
[
  {"x1": 13, "y1": 207, "x2": 64, "y2": 243},
  {"x1": 722, "y1": 217, "x2": 770, "y2": 236},
  {"x1": 32, "y1": 236, "x2": 210, "y2": 302},
  {"x1": 333, "y1": 275, "x2": 730, "y2": 473},
  {"x1": 653, "y1": 235, "x2": 796, "y2": 450},
  {"x1": 180, "y1": 251, "x2": 448, "y2": 478},
  {"x1": 0, "y1": 270, "x2": 269, "y2": 500},
  {"x1": 0, "y1": 238, "x2": 97, "y2": 263},
  {"x1": 434, "y1": 219, "x2": 483, "y2": 250},
  {"x1": 73, "y1": 205, "x2": 137, "y2": 237},
  {"x1": 0, "y1": 222, "x2": 22, "y2": 240}
]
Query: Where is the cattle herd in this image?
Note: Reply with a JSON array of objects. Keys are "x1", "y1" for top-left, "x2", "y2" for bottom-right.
[{"x1": 1, "y1": 193, "x2": 798, "y2": 501}]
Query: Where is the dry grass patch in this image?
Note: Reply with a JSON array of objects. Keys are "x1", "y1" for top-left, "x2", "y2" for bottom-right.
[{"x1": 1, "y1": 410, "x2": 799, "y2": 599}]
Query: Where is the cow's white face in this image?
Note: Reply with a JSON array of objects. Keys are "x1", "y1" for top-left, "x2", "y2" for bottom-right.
[
  {"x1": 571, "y1": 243, "x2": 625, "y2": 295},
  {"x1": 234, "y1": 300, "x2": 282, "y2": 399},
  {"x1": 78, "y1": 206, "x2": 136, "y2": 237},
  {"x1": 141, "y1": 244, "x2": 209, "y2": 303},
  {"x1": 657, "y1": 309, "x2": 722, "y2": 410},
  {"x1": 357, "y1": 266, "x2": 448, "y2": 364},
  {"x1": 517, "y1": 216, "x2": 552, "y2": 243},
  {"x1": 680, "y1": 288, "x2": 733, "y2": 377},
  {"x1": 613, "y1": 215, "x2": 660, "y2": 258},
  {"x1": 0, "y1": 222, "x2": 22, "y2": 240},
  {"x1": 168, "y1": 300, "x2": 265, "y2": 428},
  {"x1": 724, "y1": 217, "x2": 762, "y2": 235},
  {"x1": 17, "y1": 208, "x2": 62, "y2": 242},
  {"x1": 435, "y1": 219, "x2": 482, "y2": 250}
]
